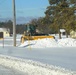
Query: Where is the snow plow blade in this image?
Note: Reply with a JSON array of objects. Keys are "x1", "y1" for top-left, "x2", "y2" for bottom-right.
[{"x1": 21, "y1": 35, "x2": 55, "y2": 43}]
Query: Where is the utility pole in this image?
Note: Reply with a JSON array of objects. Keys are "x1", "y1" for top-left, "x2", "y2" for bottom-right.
[{"x1": 12, "y1": 0, "x2": 16, "y2": 46}]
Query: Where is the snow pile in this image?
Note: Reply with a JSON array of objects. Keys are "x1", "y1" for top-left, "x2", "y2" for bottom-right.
[
  {"x1": 1, "y1": 37, "x2": 76, "y2": 47},
  {"x1": 0, "y1": 55, "x2": 76, "y2": 75},
  {"x1": 19, "y1": 38, "x2": 76, "y2": 48},
  {"x1": 19, "y1": 38, "x2": 59, "y2": 48},
  {"x1": 58, "y1": 38, "x2": 76, "y2": 47}
]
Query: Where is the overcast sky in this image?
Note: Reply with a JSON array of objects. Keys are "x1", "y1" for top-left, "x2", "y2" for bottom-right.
[{"x1": 0, "y1": 0, "x2": 49, "y2": 23}]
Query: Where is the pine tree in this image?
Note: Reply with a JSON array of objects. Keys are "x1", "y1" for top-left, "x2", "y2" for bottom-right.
[{"x1": 45, "y1": 0, "x2": 76, "y2": 38}]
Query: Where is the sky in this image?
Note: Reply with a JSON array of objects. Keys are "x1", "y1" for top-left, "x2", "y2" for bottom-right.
[{"x1": 0, "y1": 0, "x2": 49, "y2": 24}]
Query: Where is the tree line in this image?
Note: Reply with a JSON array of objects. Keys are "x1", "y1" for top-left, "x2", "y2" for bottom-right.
[{"x1": 0, "y1": 20, "x2": 26, "y2": 34}]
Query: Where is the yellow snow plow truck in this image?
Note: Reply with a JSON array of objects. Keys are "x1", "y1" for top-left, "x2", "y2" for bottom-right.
[{"x1": 21, "y1": 24, "x2": 55, "y2": 43}]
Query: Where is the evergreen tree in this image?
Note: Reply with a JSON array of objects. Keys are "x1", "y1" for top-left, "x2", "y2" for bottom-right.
[{"x1": 45, "y1": 0, "x2": 76, "y2": 38}]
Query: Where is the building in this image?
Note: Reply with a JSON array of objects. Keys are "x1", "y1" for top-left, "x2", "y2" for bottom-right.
[
  {"x1": 70, "y1": 30, "x2": 76, "y2": 38},
  {"x1": 0, "y1": 28, "x2": 10, "y2": 37}
]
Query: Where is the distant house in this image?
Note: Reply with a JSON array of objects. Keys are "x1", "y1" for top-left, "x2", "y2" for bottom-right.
[
  {"x1": 70, "y1": 30, "x2": 76, "y2": 38},
  {"x1": 0, "y1": 28, "x2": 10, "y2": 37}
]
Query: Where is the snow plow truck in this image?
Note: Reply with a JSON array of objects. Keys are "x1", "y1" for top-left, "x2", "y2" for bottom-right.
[{"x1": 21, "y1": 24, "x2": 55, "y2": 43}]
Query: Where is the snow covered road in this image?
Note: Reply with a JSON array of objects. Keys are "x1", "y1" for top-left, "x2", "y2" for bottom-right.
[
  {"x1": 0, "y1": 47, "x2": 76, "y2": 72},
  {"x1": 0, "y1": 55, "x2": 76, "y2": 75}
]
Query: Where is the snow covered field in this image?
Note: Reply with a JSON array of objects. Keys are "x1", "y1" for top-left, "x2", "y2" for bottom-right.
[{"x1": 0, "y1": 35, "x2": 76, "y2": 75}]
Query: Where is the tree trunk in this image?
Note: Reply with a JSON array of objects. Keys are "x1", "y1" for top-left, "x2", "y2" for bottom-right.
[
  {"x1": 66, "y1": 32, "x2": 68, "y2": 38},
  {"x1": 58, "y1": 29, "x2": 61, "y2": 39}
]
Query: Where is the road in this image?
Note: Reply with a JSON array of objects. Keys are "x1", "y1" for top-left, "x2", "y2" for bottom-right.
[{"x1": 0, "y1": 46, "x2": 76, "y2": 72}]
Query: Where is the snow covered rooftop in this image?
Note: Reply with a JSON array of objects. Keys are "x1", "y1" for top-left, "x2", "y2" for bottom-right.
[
  {"x1": 60, "y1": 29, "x2": 65, "y2": 32},
  {"x1": 0, "y1": 28, "x2": 10, "y2": 32}
]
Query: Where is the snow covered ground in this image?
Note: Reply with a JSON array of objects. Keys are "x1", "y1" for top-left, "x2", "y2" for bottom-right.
[
  {"x1": 0, "y1": 54, "x2": 76, "y2": 75},
  {"x1": 0, "y1": 64, "x2": 25, "y2": 75},
  {"x1": 0, "y1": 35, "x2": 76, "y2": 75}
]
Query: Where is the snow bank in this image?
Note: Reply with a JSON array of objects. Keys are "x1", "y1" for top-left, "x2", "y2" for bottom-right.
[
  {"x1": 1, "y1": 37, "x2": 76, "y2": 48},
  {"x1": 19, "y1": 38, "x2": 76, "y2": 48},
  {"x1": 19, "y1": 38, "x2": 60, "y2": 48},
  {"x1": 0, "y1": 55, "x2": 75, "y2": 75},
  {"x1": 58, "y1": 38, "x2": 76, "y2": 47}
]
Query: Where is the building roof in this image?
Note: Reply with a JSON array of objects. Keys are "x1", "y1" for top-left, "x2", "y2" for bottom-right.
[
  {"x1": 0, "y1": 28, "x2": 10, "y2": 32},
  {"x1": 60, "y1": 29, "x2": 65, "y2": 32}
]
